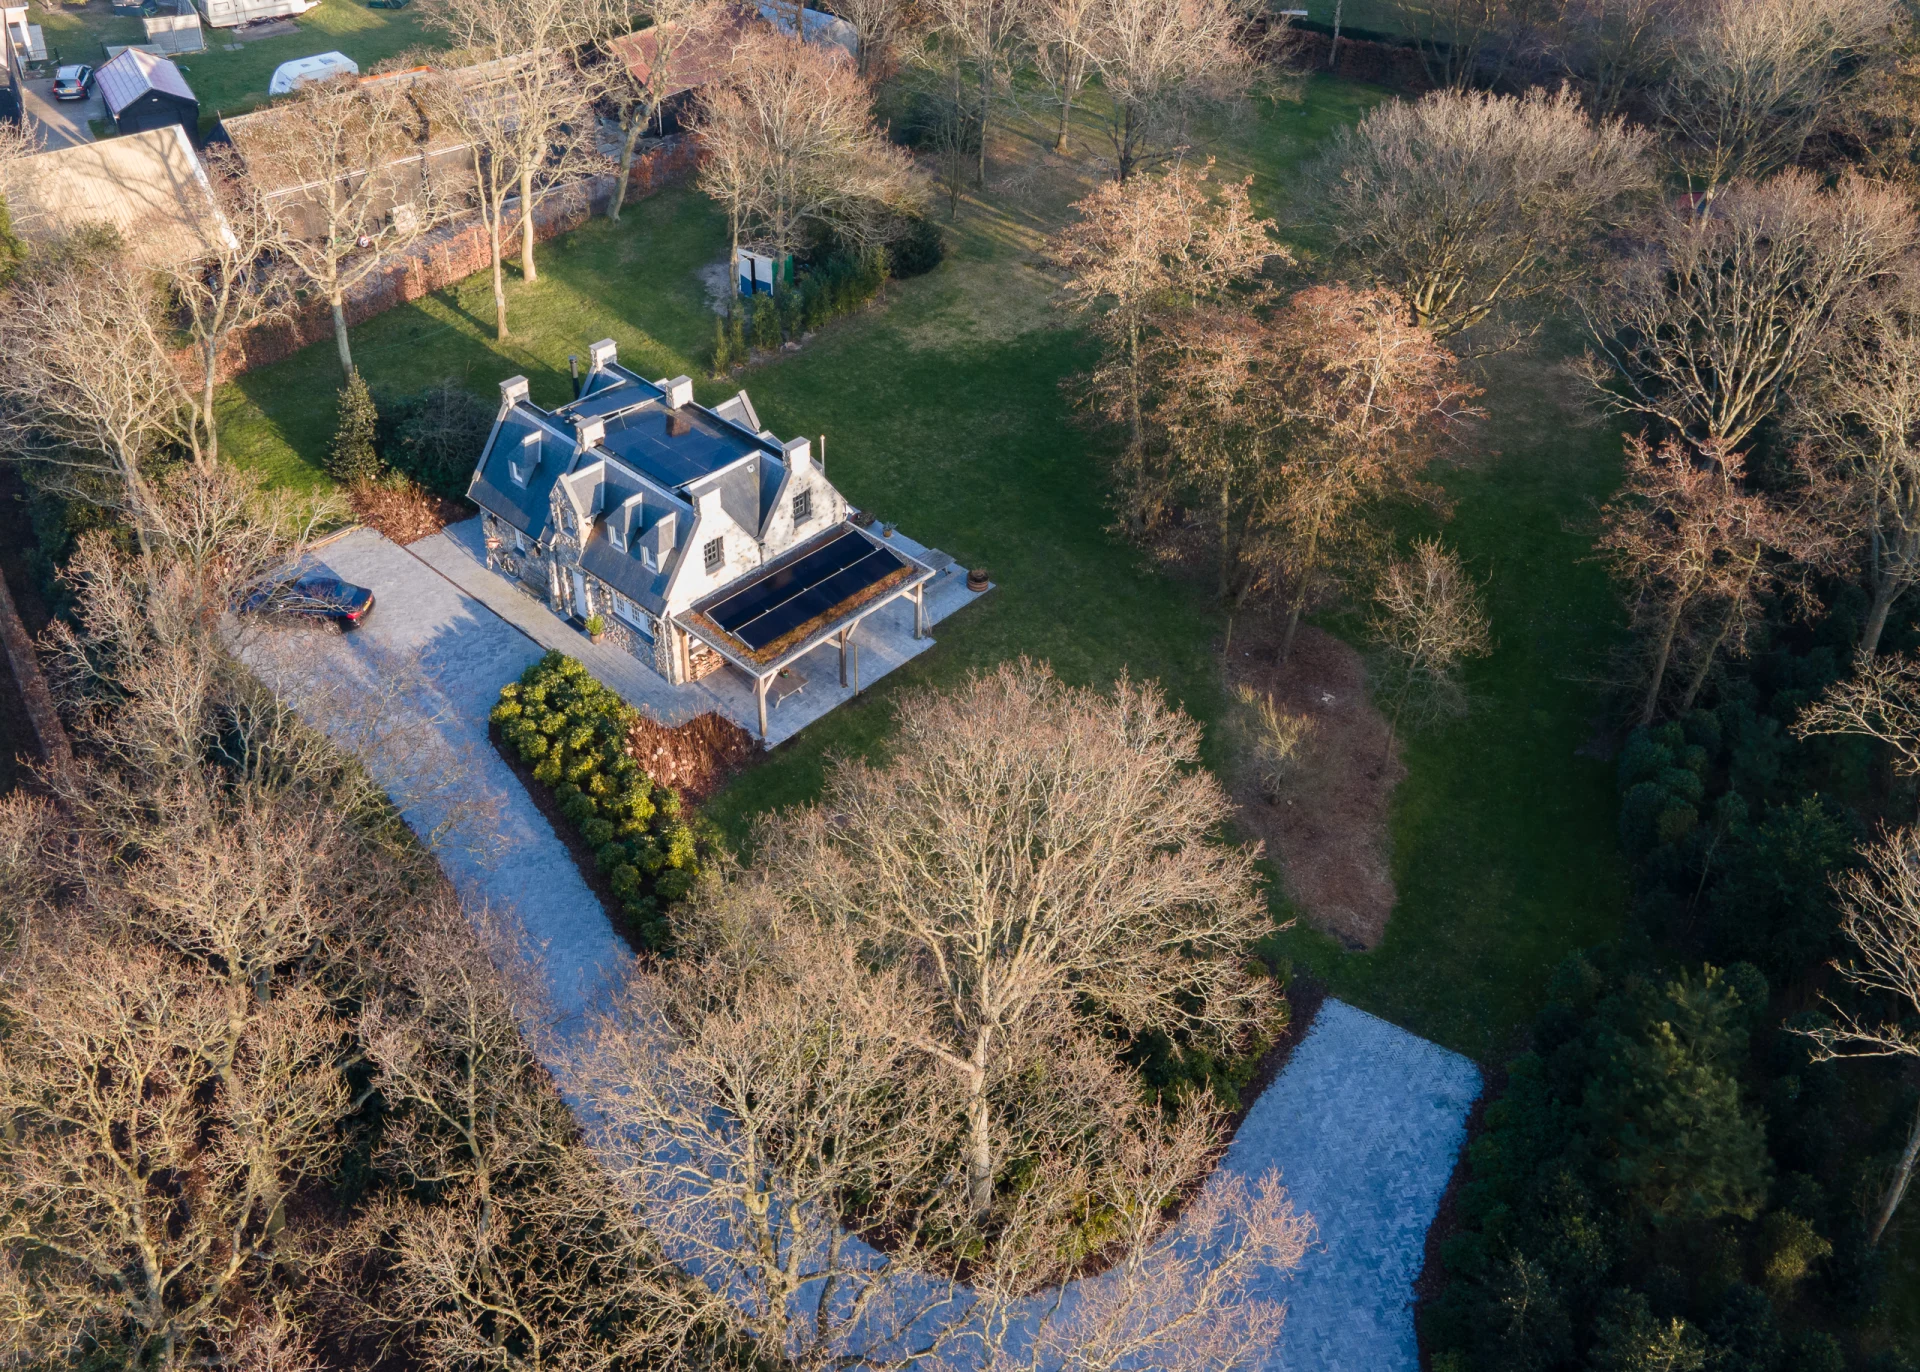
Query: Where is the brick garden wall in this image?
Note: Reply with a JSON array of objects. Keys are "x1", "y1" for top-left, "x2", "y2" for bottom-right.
[
  {"x1": 209, "y1": 136, "x2": 705, "y2": 383},
  {"x1": 1286, "y1": 29, "x2": 1436, "y2": 93}
]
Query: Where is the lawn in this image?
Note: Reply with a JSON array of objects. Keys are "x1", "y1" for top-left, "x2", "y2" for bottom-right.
[
  {"x1": 27, "y1": 0, "x2": 443, "y2": 125},
  {"x1": 222, "y1": 74, "x2": 1628, "y2": 1064}
]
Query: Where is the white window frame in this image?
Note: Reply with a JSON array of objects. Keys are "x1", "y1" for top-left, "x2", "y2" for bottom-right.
[
  {"x1": 608, "y1": 518, "x2": 626, "y2": 552},
  {"x1": 612, "y1": 592, "x2": 654, "y2": 639},
  {"x1": 704, "y1": 536, "x2": 724, "y2": 573},
  {"x1": 792, "y1": 488, "x2": 812, "y2": 525}
]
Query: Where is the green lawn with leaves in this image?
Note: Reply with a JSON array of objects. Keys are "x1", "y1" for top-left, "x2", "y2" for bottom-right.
[{"x1": 222, "y1": 74, "x2": 1627, "y2": 1064}]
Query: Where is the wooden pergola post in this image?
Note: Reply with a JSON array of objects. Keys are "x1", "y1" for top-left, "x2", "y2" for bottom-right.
[
  {"x1": 838, "y1": 627, "x2": 850, "y2": 687},
  {"x1": 912, "y1": 584, "x2": 925, "y2": 640},
  {"x1": 754, "y1": 671, "x2": 770, "y2": 743}
]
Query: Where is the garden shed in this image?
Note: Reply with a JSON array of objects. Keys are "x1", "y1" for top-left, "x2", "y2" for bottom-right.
[{"x1": 97, "y1": 48, "x2": 199, "y2": 135}]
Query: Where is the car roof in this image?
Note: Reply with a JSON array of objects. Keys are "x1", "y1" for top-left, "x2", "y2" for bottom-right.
[{"x1": 55, "y1": 64, "x2": 86, "y2": 78}]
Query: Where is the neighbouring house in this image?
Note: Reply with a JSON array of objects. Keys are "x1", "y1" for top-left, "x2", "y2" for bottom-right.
[
  {"x1": 97, "y1": 47, "x2": 199, "y2": 135},
  {"x1": 755, "y1": 0, "x2": 857, "y2": 58},
  {"x1": 6, "y1": 124, "x2": 230, "y2": 269},
  {"x1": 605, "y1": 8, "x2": 750, "y2": 136},
  {"x1": 467, "y1": 339, "x2": 937, "y2": 740},
  {"x1": 196, "y1": 0, "x2": 316, "y2": 28}
]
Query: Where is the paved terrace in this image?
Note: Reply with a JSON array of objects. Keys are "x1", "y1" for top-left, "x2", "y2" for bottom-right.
[
  {"x1": 242, "y1": 525, "x2": 1481, "y2": 1372},
  {"x1": 412, "y1": 516, "x2": 988, "y2": 745}
]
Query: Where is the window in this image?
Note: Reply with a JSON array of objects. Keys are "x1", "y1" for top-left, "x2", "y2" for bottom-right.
[
  {"x1": 513, "y1": 529, "x2": 527, "y2": 553},
  {"x1": 792, "y1": 488, "x2": 812, "y2": 525},
  {"x1": 608, "y1": 519, "x2": 626, "y2": 552},
  {"x1": 704, "y1": 537, "x2": 724, "y2": 573},
  {"x1": 612, "y1": 593, "x2": 654, "y2": 639}
]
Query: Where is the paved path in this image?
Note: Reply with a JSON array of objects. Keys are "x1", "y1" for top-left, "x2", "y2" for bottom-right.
[
  {"x1": 243, "y1": 526, "x2": 1480, "y2": 1370},
  {"x1": 21, "y1": 79, "x2": 101, "y2": 149}
]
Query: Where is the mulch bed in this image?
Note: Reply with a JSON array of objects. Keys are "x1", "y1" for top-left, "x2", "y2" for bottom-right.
[
  {"x1": 1225, "y1": 619, "x2": 1405, "y2": 950},
  {"x1": 348, "y1": 480, "x2": 472, "y2": 547},
  {"x1": 626, "y1": 711, "x2": 757, "y2": 805}
]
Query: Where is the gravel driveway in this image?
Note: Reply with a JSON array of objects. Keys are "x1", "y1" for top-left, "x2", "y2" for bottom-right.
[{"x1": 243, "y1": 526, "x2": 1480, "y2": 1371}]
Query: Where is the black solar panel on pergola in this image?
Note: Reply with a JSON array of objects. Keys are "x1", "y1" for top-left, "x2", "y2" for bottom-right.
[{"x1": 705, "y1": 530, "x2": 911, "y2": 651}]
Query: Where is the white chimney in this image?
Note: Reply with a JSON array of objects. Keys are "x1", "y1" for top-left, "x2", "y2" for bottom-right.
[
  {"x1": 588, "y1": 338, "x2": 618, "y2": 369},
  {"x1": 664, "y1": 375, "x2": 695, "y2": 409},
  {"x1": 500, "y1": 375, "x2": 530, "y2": 406},
  {"x1": 575, "y1": 416, "x2": 606, "y2": 449},
  {"x1": 781, "y1": 436, "x2": 811, "y2": 467}
]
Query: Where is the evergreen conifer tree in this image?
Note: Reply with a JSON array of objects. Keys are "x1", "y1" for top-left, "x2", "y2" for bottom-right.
[{"x1": 326, "y1": 369, "x2": 382, "y2": 485}]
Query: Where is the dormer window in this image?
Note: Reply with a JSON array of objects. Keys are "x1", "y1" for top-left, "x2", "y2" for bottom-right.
[
  {"x1": 704, "y1": 537, "x2": 724, "y2": 573},
  {"x1": 641, "y1": 546, "x2": 657, "y2": 572},
  {"x1": 508, "y1": 431, "x2": 540, "y2": 487},
  {"x1": 792, "y1": 488, "x2": 812, "y2": 525},
  {"x1": 608, "y1": 519, "x2": 626, "y2": 552}
]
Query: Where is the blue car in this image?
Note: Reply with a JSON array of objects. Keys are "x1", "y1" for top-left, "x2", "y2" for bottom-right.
[{"x1": 240, "y1": 573, "x2": 376, "y2": 628}]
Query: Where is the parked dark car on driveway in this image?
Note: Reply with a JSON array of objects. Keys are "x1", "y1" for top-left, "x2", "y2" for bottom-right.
[
  {"x1": 51, "y1": 65, "x2": 93, "y2": 100},
  {"x1": 240, "y1": 574, "x2": 375, "y2": 628}
]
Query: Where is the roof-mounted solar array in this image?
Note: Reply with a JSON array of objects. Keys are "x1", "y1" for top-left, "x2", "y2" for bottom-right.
[{"x1": 703, "y1": 529, "x2": 913, "y2": 651}]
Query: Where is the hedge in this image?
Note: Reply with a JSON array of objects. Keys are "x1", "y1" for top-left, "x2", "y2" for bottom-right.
[{"x1": 491, "y1": 651, "x2": 714, "y2": 949}]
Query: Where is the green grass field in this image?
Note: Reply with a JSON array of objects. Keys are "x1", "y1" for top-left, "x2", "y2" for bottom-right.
[
  {"x1": 28, "y1": 0, "x2": 442, "y2": 125},
  {"x1": 219, "y1": 74, "x2": 1630, "y2": 1064}
]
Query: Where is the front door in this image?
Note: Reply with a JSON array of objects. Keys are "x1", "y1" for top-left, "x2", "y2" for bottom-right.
[{"x1": 570, "y1": 570, "x2": 590, "y2": 620}]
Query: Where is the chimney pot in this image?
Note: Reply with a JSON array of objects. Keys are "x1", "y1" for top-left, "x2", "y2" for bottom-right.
[
  {"x1": 665, "y1": 375, "x2": 694, "y2": 408},
  {"x1": 500, "y1": 375, "x2": 530, "y2": 405},
  {"x1": 574, "y1": 416, "x2": 606, "y2": 449},
  {"x1": 588, "y1": 338, "x2": 618, "y2": 369}
]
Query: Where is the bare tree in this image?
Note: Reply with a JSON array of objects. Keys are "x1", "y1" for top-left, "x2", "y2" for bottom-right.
[
  {"x1": 1542, "y1": 0, "x2": 1678, "y2": 117},
  {"x1": 1080, "y1": 0, "x2": 1250, "y2": 182},
  {"x1": 1794, "y1": 653, "x2": 1920, "y2": 797},
  {"x1": 1795, "y1": 827, "x2": 1920, "y2": 1246},
  {"x1": 1580, "y1": 172, "x2": 1916, "y2": 453},
  {"x1": 1367, "y1": 537, "x2": 1492, "y2": 759},
  {"x1": 168, "y1": 148, "x2": 297, "y2": 468},
  {"x1": 243, "y1": 75, "x2": 452, "y2": 376},
  {"x1": 1656, "y1": 0, "x2": 1900, "y2": 194},
  {"x1": 1266, "y1": 286, "x2": 1481, "y2": 661},
  {"x1": 0, "y1": 236, "x2": 197, "y2": 526},
  {"x1": 1799, "y1": 276, "x2": 1920, "y2": 653},
  {"x1": 427, "y1": 0, "x2": 605, "y2": 296},
  {"x1": 1318, "y1": 85, "x2": 1654, "y2": 342},
  {"x1": 693, "y1": 29, "x2": 922, "y2": 266},
  {"x1": 1229, "y1": 684, "x2": 1314, "y2": 803},
  {"x1": 831, "y1": 0, "x2": 930, "y2": 81},
  {"x1": 1600, "y1": 437, "x2": 1839, "y2": 725},
  {"x1": 753, "y1": 659, "x2": 1276, "y2": 1222},
  {"x1": 578, "y1": 866, "x2": 1313, "y2": 1371},
  {"x1": 593, "y1": 0, "x2": 734, "y2": 222},
  {"x1": 1025, "y1": 0, "x2": 1100, "y2": 156},
  {"x1": 925, "y1": 0, "x2": 1026, "y2": 186},
  {"x1": 1407, "y1": 0, "x2": 1543, "y2": 91},
  {"x1": 428, "y1": 50, "x2": 601, "y2": 340},
  {"x1": 1048, "y1": 162, "x2": 1283, "y2": 456}
]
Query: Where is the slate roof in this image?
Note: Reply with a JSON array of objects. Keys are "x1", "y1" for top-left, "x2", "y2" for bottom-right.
[
  {"x1": 97, "y1": 47, "x2": 196, "y2": 115},
  {"x1": 467, "y1": 403, "x2": 576, "y2": 539}
]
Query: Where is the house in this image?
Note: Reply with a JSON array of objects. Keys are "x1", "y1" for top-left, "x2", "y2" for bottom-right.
[
  {"x1": 97, "y1": 48, "x2": 199, "y2": 135},
  {"x1": 467, "y1": 339, "x2": 937, "y2": 739},
  {"x1": 5, "y1": 124, "x2": 230, "y2": 269},
  {"x1": 755, "y1": 0, "x2": 857, "y2": 59}
]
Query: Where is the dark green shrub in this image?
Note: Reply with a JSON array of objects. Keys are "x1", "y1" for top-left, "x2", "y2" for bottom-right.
[
  {"x1": 326, "y1": 370, "x2": 382, "y2": 485},
  {"x1": 711, "y1": 314, "x2": 731, "y2": 372},
  {"x1": 375, "y1": 379, "x2": 495, "y2": 498},
  {"x1": 491, "y1": 652, "x2": 713, "y2": 947},
  {"x1": 887, "y1": 215, "x2": 945, "y2": 278}
]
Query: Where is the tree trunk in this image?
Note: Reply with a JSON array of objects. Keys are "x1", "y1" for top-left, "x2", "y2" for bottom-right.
[
  {"x1": 1279, "y1": 519, "x2": 1323, "y2": 663},
  {"x1": 965, "y1": 1085, "x2": 993, "y2": 1219},
  {"x1": 1677, "y1": 599, "x2": 1736, "y2": 715},
  {"x1": 489, "y1": 215, "x2": 509, "y2": 341},
  {"x1": 519, "y1": 166, "x2": 539, "y2": 282},
  {"x1": 1328, "y1": 0, "x2": 1343, "y2": 68},
  {"x1": 1125, "y1": 315, "x2": 1143, "y2": 452},
  {"x1": 1871, "y1": 1095, "x2": 1920, "y2": 1246},
  {"x1": 1637, "y1": 593, "x2": 1689, "y2": 727},
  {"x1": 608, "y1": 109, "x2": 646, "y2": 223},
  {"x1": 199, "y1": 351, "x2": 220, "y2": 469},
  {"x1": 1054, "y1": 79, "x2": 1074, "y2": 155},
  {"x1": 1863, "y1": 571, "x2": 1901, "y2": 656},
  {"x1": 330, "y1": 295, "x2": 353, "y2": 377},
  {"x1": 976, "y1": 62, "x2": 992, "y2": 187}
]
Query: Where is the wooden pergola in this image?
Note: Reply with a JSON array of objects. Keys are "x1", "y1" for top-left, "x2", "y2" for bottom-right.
[{"x1": 675, "y1": 531, "x2": 937, "y2": 745}]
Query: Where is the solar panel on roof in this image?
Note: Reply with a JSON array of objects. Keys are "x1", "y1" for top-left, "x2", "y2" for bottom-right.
[
  {"x1": 705, "y1": 530, "x2": 910, "y2": 651},
  {"x1": 601, "y1": 406, "x2": 755, "y2": 489}
]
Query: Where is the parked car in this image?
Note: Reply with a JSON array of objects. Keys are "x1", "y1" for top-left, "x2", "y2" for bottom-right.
[
  {"x1": 240, "y1": 573, "x2": 376, "y2": 628},
  {"x1": 50, "y1": 65, "x2": 93, "y2": 101}
]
